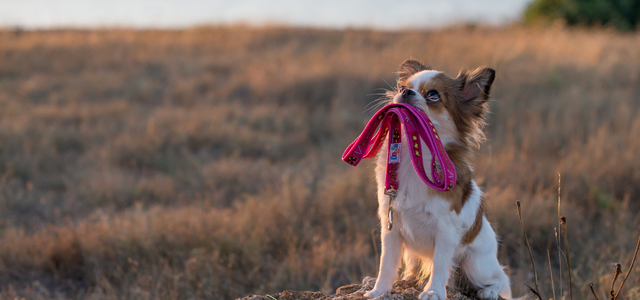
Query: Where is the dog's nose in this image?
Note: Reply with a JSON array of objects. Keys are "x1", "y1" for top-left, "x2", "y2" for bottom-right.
[{"x1": 399, "y1": 86, "x2": 415, "y2": 98}]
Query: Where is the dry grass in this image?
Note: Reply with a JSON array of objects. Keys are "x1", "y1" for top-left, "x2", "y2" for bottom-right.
[{"x1": 1, "y1": 24, "x2": 640, "y2": 299}]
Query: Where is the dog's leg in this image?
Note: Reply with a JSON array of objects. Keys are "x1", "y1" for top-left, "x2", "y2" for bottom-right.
[
  {"x1": 364, "y1": 227, "x2": 403, "y2": 298},
  {"x1": 462, "y1": 219, "x2": 512, "y2": 300},
  {"x1": 420, "y1": 230, "x2": 457, "y2": 300}
]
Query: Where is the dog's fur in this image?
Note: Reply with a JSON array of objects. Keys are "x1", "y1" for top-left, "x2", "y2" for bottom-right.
[{"x1": 364, "y1": 60, "x2": 511, "y2": 300}]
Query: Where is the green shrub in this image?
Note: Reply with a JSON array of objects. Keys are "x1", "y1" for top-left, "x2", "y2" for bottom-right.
[{"x1": 524, "y1": 0, "x2": 640, "y2": 31}]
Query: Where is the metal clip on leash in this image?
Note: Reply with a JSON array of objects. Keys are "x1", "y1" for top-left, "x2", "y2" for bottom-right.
[{"x1": 384, "y1": 188, "x2": 397, "y2": 230}]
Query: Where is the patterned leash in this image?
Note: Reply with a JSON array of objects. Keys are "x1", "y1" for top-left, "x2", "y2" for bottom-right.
[{"x1": 342, "y1": 103, "x2": 457, "y2": 230}]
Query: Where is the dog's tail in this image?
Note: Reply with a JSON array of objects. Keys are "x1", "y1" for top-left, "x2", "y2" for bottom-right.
[
  {"x1": 400, "y1": 249, "x2": 433, "y2": 286},
  {"x1": 416, "y1": 257, "x2": 433, "y2": 287},
  {"x1": 449, "y1": 266, "x2": 537, "y2": 300}
]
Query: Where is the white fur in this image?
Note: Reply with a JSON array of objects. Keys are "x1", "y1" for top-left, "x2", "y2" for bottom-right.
[
  {"x1": 364, "y1": 71, "x2": 512, "y2": 300},
  {"x1": 411, "y1": 70, "x2": 440, "y2": 84}
]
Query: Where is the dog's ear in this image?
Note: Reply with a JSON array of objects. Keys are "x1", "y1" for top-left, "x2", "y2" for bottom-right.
[
  {"x1": 455, "y1": 67, "x2": 495, "y2": 119},
  {"x1": 398, "y1": 59, "x2": 429, "y2": 83},
  {"x1": 456, "y1": 67, "x2": 495, "y2": 101}
]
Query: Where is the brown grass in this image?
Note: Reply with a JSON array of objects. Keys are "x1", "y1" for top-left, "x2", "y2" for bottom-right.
[{"x1": 1, "y1": 24, "x2": 640, "y2": 299}]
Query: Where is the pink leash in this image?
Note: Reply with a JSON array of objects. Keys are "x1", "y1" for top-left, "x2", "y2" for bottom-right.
[{"x1": 342, "y1": 103, "x2": 457, "y2": 230}]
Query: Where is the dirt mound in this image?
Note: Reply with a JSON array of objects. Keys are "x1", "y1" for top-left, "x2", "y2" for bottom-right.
[{"x1": 238, "y1": 277, "x2": 504, "y2": 300}]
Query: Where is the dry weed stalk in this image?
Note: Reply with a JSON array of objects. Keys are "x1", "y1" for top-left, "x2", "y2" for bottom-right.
[
  {"x1": 524, "y1": 283, "x2": 543, "y2": 300},
  {"x1": 555, "y1": 227, "x2": 563, "y2": 298},
  {"x1": 560, "y1": 216, "x2": 572, "y2": 300},
  {"x1": 613, "y1": 236, "x2": 640, "y2": 300},
  {"x1": 588, "y1": 236, "x2": 640, "y2": 300},
  {"x1": 609, "y1": 263, "x2": 621, "y2": 299},
  {"x1": 557, "y1": 173, "x2": 564, "y2": 298},
  {"x1": 589, "y1": 283, "x2": 600, "y2": 300},
  {"x1": 516, "y1": 201, "x2": 541, "y2": 298},
  {"x1": 548, "y1": 250, "x2": 556, "y2": 300}
]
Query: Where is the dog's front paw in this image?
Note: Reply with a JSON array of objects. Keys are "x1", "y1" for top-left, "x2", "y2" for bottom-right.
[
  {"x1": 477, "y1": 285, "x2": 501, "y2": 300},
  {"x1": 419, "y1": 288, "x2": 446, "y2": 300},
  {"x1": 364, "y1": 288, "x2": 388, "y2": 299}
]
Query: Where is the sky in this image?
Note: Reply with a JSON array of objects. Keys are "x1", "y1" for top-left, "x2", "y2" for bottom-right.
[{"x1": 0, "y1": 0, "x2": 532, "y2": 30}]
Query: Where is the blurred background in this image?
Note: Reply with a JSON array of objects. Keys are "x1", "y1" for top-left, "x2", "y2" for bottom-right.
[
  {"x1": 1, "y1": 1, "x2": 640, "y2": 299},
  {"x1": 2, "y1": 0, "x2": 530, "y2": 29}
]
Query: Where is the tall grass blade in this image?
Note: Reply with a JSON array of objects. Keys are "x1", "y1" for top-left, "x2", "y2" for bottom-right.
[
  {"x1": 560, "y1": 216, "x2": 572, "y2": 300},
  {"x1": 516, "y1": 201, "x2": 541, "y2": 298},
  {"x1": 548, "y1": 249, "x2": 556, "y2": 300}
]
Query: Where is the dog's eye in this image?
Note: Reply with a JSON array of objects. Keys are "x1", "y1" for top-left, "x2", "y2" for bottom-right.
[{"x1": 424, "y1": 90, "x2": 440, "y2": 102}]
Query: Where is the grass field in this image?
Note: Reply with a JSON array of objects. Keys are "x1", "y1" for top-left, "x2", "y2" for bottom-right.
[{"x1": 1, "y1": 24, "x2": 640, "y2": 299}]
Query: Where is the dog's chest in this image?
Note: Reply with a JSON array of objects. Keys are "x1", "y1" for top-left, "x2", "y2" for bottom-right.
[
  {"x1": 394, "y1": 193, "x2": 453, "y2": 254},
  {"x1": 376, "y1": 133, "x2": 458, "y2": 254}
]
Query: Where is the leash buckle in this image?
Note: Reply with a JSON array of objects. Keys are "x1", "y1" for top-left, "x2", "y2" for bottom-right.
[{"x1": 384, "y1": 189, "x2": 397, "y2": 230}]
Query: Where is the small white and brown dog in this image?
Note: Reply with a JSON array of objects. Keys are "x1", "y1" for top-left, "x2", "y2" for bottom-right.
[{"x1": 364, "y1": 60, "x2": 512, "y2": 300}]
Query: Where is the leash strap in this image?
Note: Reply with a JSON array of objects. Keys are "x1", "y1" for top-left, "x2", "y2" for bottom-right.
[
  {"x1": 342, "y1": 103, "x2": 457, "y2": 228},
  {"x1": 343, "y1": 103, "x2": 456, "y2": 191}
]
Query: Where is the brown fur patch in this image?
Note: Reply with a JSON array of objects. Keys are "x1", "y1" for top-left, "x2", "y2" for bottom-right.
[
  {"x1": 459, "y1": 179, "x2": 473, "y2": 211},
  {"x1": 398, "y1": 59, "x2": 429, "y2": 86},
  {"x1": 427, "y1": 144, "x2": 473, "y2": 214},
  {"x1": 451, "y1": 68, "x2": 495, "y2": 145},
  {"x1": 461, "y1": 199, "x2": 485, "y2": 245}
]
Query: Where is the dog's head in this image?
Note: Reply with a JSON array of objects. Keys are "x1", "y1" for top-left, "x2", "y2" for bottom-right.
[{"x1": 392, "y1": 59, "x2": 495, "y2": 148}]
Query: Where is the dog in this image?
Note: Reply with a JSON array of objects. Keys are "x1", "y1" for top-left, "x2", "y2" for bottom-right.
[{"x1": 364, "y1": 60, "x2": 512, "y2": 300}]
